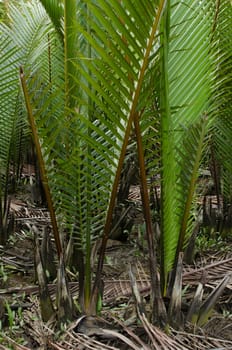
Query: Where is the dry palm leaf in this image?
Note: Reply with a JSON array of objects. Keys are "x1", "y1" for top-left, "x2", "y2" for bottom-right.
[
  {"x1": 172, "y1": 328, "x2": 232, "y2": 350},
  {"x1": 1, "y1": 257, "x2": 231, "y2": 304},
  {"x1": 183, "y1": 257, "x2": 232, "y2": 290},
  {"x1": 21, "y1": 305, "x2": 232, "y2": 350}
]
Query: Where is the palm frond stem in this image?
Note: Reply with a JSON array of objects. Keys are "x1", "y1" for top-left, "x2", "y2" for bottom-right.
[
  {"x1": 160, "y1": 0, "x2": 173, "y2": 294},
  {"x1": 134, "y1": 112, "x2": 167, "y2": 326},
  {"x1": 84, "y1": 3, "x2": 93, "y2": 312},
  {"x1": 64, "y1": 0, "x2": 78, "y2": 113},
  {"x1": 90, "y1": 0, "x2": 167, "y2": 314},
  {"x1": 20, "y1": 66, "x2": 62, "y2": 257}
]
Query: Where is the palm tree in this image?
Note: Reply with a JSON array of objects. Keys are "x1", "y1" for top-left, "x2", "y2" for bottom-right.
[{"x1": 0, "y1": 0, "x2": 231, "y2": 327}]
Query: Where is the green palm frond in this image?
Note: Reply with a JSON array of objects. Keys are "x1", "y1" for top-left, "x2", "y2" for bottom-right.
[
  {"x1": 158, "y1": 0, "x2": 215, "y2": 290},
  {"x1": 0, "y1": 1, "x2": 63, "y2": 241},
  {"x1": 0, "y1": 25, "x2": 23, "y2": 240},
  {"x1": 211, "y1": 0, "x2": 232, "y2": 202},
  {"x1": 0, "y1": 0, "x2": 61, "y2": 170},
  {"x1": 25, "y1": 0, "x2": 166, "y2": 311},
  {"x1": 9, "y1": 96, "x2": 30, "y2": 183},
  {"x1": 0, "y1": 36, "x2": 26, "y2": 239},
  {"x1": 177, "y1": 117, "x2": 209, "y2": 258},
  {"x1": 3, "y1": 2, "x2": 53, "y2": 73},
  {"x1": 0, "y1": 36, "x2": 19, "y2": 179},
  {"x1": 39, "y1": 0, "x2": 63, "y2": 41},
  {"x1": 39, "y1": 0, "x2": 162, "y2": 245}
]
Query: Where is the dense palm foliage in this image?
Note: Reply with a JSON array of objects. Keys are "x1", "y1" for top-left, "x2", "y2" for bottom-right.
[
  {"x1": 211, "y1": 1, "x2": 232, "y2": 209},
  {"x1": 0, "y1": 0, "x2": 232, "y2": 326}
]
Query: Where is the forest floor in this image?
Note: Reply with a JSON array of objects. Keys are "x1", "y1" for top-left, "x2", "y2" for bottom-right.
[{"x1": 0, "y1": 173, "x2": 232, "y2": 349}]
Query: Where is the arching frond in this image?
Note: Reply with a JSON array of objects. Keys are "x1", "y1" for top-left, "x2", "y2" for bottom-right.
[{"x1": 158, "y1": 1, "x2": 215, "y2": 289}]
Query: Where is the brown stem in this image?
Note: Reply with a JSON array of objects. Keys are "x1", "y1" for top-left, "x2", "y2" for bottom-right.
[
  {"x1": 20, "y1": 67, "x2": 62, "y2": 257},
  {"x1": 134, "y1": 113, "x2": 156, "y2": 284},
  {"x1": 134, "y1": 113, "x2": 167, "y2": 327}
]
